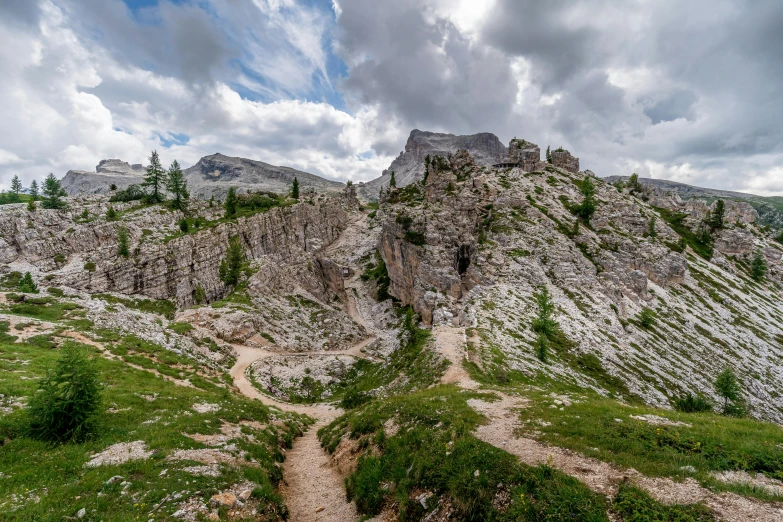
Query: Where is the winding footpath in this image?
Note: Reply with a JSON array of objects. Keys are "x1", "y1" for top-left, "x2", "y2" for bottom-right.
[
  {"x1": 227, "y1": 214, "x2": 383, "y2": 521},
  {"x1": 431, "y1": 326, "x2": 783, "y2": 522}
]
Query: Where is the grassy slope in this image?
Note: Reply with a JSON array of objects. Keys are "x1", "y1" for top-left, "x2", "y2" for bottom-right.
[
  {"x1": 515, "y1": 387, "x2": 783, "y2": 501},
  {"x1": 0, "y1": 301, "x2": 306, "y2": 521}
]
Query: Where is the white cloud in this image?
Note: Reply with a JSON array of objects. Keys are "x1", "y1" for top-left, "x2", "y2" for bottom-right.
[{"x1": 0, "y1": 0, "x2": 397, "y2": 189}]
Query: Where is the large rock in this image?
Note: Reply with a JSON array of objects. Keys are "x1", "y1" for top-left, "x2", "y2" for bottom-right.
[
  {"x1": 61, "y1": 160, "x2": 144, "y2": 195},
  {"x1": 358, "y1": 129, "x2": 506, "y2": 199}
]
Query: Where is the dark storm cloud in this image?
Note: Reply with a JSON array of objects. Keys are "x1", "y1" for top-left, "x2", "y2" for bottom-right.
[
  {"x1": 61, "y1": 0, "x2": 233, "y2": 83},
  {"x1": 334, "y1": 0, "x2": 517, "y2": 153},
  {"x1": 332, "y1": 0, "x2": 783, "y2": 190}
]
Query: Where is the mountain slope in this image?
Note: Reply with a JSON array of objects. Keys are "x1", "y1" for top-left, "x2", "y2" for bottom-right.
[
  {"x1": 376, "y1": 151, "x2": 783, "y2": 422},
  {"x1": 60, "y1": 154, "x2": 344, "y2": 199},
  {"x1": 183, "y1": 153, "x2": 344, "y2": 199}
]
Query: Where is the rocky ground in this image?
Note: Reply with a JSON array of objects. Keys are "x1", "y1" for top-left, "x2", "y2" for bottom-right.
[{"x1": 3, "y1": 141, "x2": 783, "y2": 520}]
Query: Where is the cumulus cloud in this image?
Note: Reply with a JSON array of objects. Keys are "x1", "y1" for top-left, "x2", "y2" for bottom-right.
[
  {"x1": 0, "y1": 0, "x2": 395, "y2": 188},
  {"x1": 0, "y1": 0, "x2": 781, "y2": 195}
]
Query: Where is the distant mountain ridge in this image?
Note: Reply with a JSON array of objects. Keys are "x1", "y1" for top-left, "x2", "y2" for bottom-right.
[
  {"x1": 60, "y1": 154, "x2": 344, "y2": 199},
  {"x1": 604, "y1": 175, "x2": 783, "y2": 228}
]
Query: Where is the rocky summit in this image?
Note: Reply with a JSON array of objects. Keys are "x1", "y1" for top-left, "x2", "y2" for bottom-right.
[{"x1": 2, "y1": 134, "x2": 783, "y2": 522}]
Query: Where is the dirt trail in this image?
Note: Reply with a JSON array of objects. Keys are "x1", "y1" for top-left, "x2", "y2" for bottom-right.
[
  {"x1": 279, "y1": 417, "x2": 360, "y2": 522},
  {"x1": 432, "y1": 326, "x2": 783, "y2": 522},
  {"x1": 231, "y1": 344, "x2": 360, "y2": 522}
]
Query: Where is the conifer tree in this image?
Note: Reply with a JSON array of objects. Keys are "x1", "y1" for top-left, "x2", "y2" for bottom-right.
[
  {"x1": 165, "y1": 160, "x2": 189, "y2": 212},
  {"x1": 546, "y1": 146, "x2": 552, "y2": 163},
  {"x1": 714, "y1": 367, "x2": 741, "y2": 415},
  {"x1": 142, "y1": 150, "x2": 167, "y2": 203},
  {"x1": 389, "y1": 170, "x2": 396, "y2": 188},
  {"x1": 42, "y1": 173, "x2": 66, "y2": 209},
  {"x1": 106, "y1": 205, "x2": 117, "y2": 221},
  {"x1": 27, "y1": 199, "x2": 36, "y2": 212},
  {"x1": 10, "y1": 175, "x2": 22, "y2": 202},
  {"x1": 291, "y1": 177, "x2": 300, "y2": 200},
  {"x1": 531, "y1": 286, "x2": 558, "y2": 337},
  {"x1": 224, "y1": 187, "x2": 238, "y2": 218},
  {"x1": 219, "y1": 235, "x2": 245, "y2": 286},
  {"x1": 117, "y1": 227, "x2": 129, "y2": 257},
  {"x1": 18, "y1": 272, "x2": 38, "y2": 293},
  {"x1": 707, "y1": 199, "x2": 725, "y2": 231},
  {"x1": 29, "y1": 180, "x2": 39, "y2": 200},
  {"x1": 751, "y1": 250, "x2": 768, "y2": 281}
]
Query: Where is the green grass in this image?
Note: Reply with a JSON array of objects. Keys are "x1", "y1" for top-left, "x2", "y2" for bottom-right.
[
  {"x1": 319, "y1": 386, "x2": 611, "y2": 521},
  {"x1": 93, "y1": 294, "x2": 176, "y2": 319},
  {"x1": 517, "y1": 389, "x2": 783, "y2": 500},
  {"x1": 0, "y1": 335, "x2": 307, "y2": 521},
  {"x1": 613, "y1": 483, "x2": 715, "y2": 521},
  {"x1": 2, "y1": 297, "x2": 84, "y2": 323},
  {"x1": 654, "y1": 207, "x2": 713, "y2": 260}
]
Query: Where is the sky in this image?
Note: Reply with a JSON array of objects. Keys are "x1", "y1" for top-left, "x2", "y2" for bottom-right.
[{"x1": 1, "y1": 0, "x2": 782, "y2": 194}]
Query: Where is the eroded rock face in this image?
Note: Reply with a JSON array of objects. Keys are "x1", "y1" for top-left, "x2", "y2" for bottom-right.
[
  {"x1": 507, "y1": 139, "x2": 542, "y2": 171},
  {"x1": 550, "y1": 150, "x2": 580, "y2": 173},
  {"x1": 0, "y1": 191, "x2": 356, "y2": 308},
  {"x1": 358, "y1": 129, "x2": 507, "y2": 199},
  {"x1": 378, "y1": 152, "x2": 687, "y2": 325}
]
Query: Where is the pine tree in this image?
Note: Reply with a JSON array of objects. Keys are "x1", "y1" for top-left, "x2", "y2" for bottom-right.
[
  {"x1": 18, "y1": 272, "x2": 39, "y2": 293},
  {"x1": 219, "y1": 235, "x2": 245, "y2": 286},
  {"x1": 627, "y1": 173, "x2": 641, "y2": 194},
  {"x1": 291, "y1": 177, "x2": 300, "y2": 200},
  {"x1": 546, "y1": 146, "x2": 552, "y2": 164},
  {"x1": 29, "y1": 180, "x2": 39, "y2": 200},
  {"x1": 424, "y1": 155, "x2": 431, "y2": 183},
  {"x1": 27, "y1": 199, "x2": 36, "y2": 212},
  {"x1": 751, "y1": 250, "x2": 768, "y2": 281},
  {"x1": 10, "y1": 175, "x2": 22, "y2": 202},
  {"x1": 531, "y1": 286, "x2": 558, "y2": 337},
  {"x1": 26, "y1": 345, "x2": 102, "y2": 442},
  {"x1": 42, "y1": 173, "x2": 66, "y2": 209},
  {"x1": 166, "y1": 160, "x2": 189, "y2": 212},
  {"x1": 714, "y1": 367, "x2": 741, "y2": 415},
  {"x1": 106, "y1": 205, "x2": 117, "y2": 221},
  {"x1": 707, "y1": 199, "x2": 725, "y2": 231},
  {"x1": 389, "y1": 171, "x2": 396, "y2": 188},
  {"x1": 224, "y1": 187, "x2": 238, "y2": 218},
  {"x1": 142, "y1": 150, "x2": 167, "y2": 203},
  {"x1": 117, "y1": 227, "x2": 129, "y2": 257}
]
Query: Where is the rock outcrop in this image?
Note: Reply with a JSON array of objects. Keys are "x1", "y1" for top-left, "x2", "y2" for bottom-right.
[
  {"x1": 358, "y1": 129, "x2": 507, "y2": 199},
  {"x1": 0, "y1": 190, "x2": 357, "y2": 307},
  {"x1": 373, "y1": 147, "x2": 783, "y2": 422},
  {"x1": 61, "y1": 159, "x2": 144, "y2": 195}
]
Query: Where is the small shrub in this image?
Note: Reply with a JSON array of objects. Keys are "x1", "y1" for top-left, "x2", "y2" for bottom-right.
[
  {"x1": 105, "y1": 205, "x2": 117, "y2": 221},
  {"x1": 26, "y1": 345, "x2": 102, "y2": 443},
  {"x1": 84, "y1": 261, "x2": 96, "y2": 272},
  {"x1": 750, "y1": 250, "x2": 767, "y2": 282},
  {"x1": 637, "y1": 308, "x2": 656, "y2": 328},
  {"x1": 673, "y1": 393, "x2": 713, "y2": 413},
  {"x1": 179, "y1": 218, "x2": 189, "y2": 233},
  {"x1": 341, "y1": 387, "x2": 371, "y2": 409}
]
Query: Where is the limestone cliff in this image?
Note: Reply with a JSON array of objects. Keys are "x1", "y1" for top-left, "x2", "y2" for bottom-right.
[
  {"x1": 357, "y1": 129, "x2": 507, "y2": 199},
  {"x1": 0, "y1": 191, "x2": 356, "y2": 308},
  {"x1": 375, "y1": 149, "x2": 783, "y2": 422}
]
